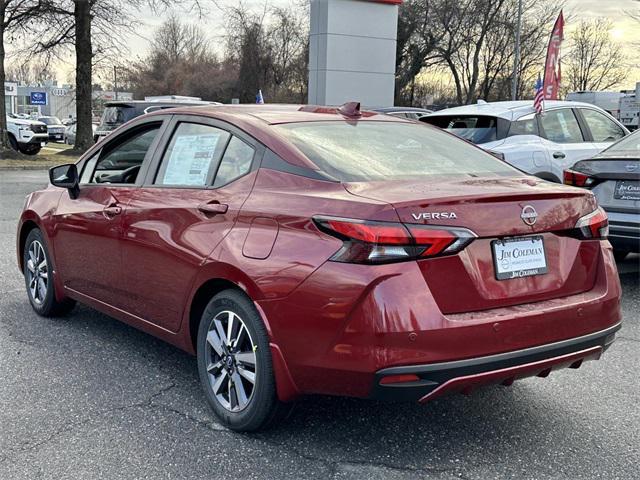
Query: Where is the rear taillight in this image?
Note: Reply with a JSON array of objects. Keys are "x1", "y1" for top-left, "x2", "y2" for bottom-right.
[
  {"x1": 563, "y1": 169, "x2": 595, "y2": 187},
  {"x1": 314, "y1": 216, "x2": 476, "y2": 264},
  {"x1": 575, "y1": 207, "x2": 608, "y2": 239}
]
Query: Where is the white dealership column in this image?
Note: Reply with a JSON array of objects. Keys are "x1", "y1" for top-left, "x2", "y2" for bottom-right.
[{"x1": 309, "y1": 0, "x2": 401, "y2": 107}]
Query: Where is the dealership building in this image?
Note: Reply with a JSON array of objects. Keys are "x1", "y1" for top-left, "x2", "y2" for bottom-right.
[{"x1": 3, "y1": 81, "x2": 132, "y2": 120}]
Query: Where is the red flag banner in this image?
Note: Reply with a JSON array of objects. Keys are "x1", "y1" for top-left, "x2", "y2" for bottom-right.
[{"x1": 543, "y1": 11, "x2": 564, "y2": 100}]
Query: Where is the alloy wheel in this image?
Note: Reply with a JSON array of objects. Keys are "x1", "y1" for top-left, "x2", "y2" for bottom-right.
[
  {"x1": 26, "y1": 240, "x2": 48, "y2": 305},
  {"x1": 205, "y1": 310, "x2": 257, "y2": 412}
]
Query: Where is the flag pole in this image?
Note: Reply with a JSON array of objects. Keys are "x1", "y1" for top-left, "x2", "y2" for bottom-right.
[{"x1": 511, "y1": 0, "x2": 523, "y2": 101}]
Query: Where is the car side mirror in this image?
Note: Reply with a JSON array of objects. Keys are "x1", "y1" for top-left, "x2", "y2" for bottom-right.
[{"x1": 49, "y1": 163, "x2": 80, "y2": 199}]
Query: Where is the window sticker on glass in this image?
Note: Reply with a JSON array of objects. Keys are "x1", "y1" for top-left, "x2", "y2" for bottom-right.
[{"x1": 162, "y1": 134, "x2": 220, "y2": 186}]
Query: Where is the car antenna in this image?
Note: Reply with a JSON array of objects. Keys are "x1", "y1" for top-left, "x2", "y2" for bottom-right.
[{"x1": 337, "y1": 102, "x2": 362, "y2": 117}]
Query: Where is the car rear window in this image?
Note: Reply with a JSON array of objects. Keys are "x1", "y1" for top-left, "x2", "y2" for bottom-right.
[
  {"x1": 101, "y1": 106, "x2": 136, "y2": 125},
  {"x1": 599, "y1": 131, "x2": 640, "y2": 157},
  {"x1": 274, "y1": 121, "x2": 519, "y2": 182},
  {"x1": 422, "y1": 115, "x2": 498, "y2": 144}
]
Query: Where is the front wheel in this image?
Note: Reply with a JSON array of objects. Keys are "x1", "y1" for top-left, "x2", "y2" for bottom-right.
[
  {"x1": 23, "y1": 229, "x2": 75, "y2": 316},
  {"x1": 18, "y1": 144, "x2": 41, "y2": 155},
  {"x1": 196, "y1": 289, "x2": 291, "y2": 431}
]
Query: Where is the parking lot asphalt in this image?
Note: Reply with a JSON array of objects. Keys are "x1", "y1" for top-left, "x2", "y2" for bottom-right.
[{"x1": 1, "y1": 170, "x2": 638, "y2": 480}]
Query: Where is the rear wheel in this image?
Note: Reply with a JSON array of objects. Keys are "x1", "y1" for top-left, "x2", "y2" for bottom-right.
[
  {"x1": 196, "y1": 289, "x2": 291, "y2": 431},
  {"x1": 23, "y1": 229, "x2": 75, "y2": 317}
]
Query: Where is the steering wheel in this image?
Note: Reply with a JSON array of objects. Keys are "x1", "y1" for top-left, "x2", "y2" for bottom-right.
[{"x1": 120, "y1": 165, "x2": 141, "y2": 184}]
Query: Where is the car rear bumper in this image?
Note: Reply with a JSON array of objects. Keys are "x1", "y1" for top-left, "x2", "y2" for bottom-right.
[
  {"x1": 370, "y1": 323, "x2": 620, "y2": 402},
  {"x1": 607, "y1": 213, "x2": 639, "y2": 252}
]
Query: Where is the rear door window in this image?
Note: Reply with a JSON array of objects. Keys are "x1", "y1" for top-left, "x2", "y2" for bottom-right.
[
  {"x1": 155, "y1": 123, "x2": 230, "y2": 187},
  {"x1": 580, "y1": 109, "x2": 626, "y2": 143},
  {"x1": 212, "y1": 136, "x2": 255, "y2": 188},
  {"x1": 508, "y1": 115, "x2": 539, "y2": 137},
  {"x1": 540, "y1": 109, "x2": 584, "y2": 143}
]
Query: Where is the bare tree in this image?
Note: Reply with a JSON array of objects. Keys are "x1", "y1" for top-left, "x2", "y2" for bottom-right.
[
  {"x1": 394, "y1": 0, "x2": 441, "y2": 105},
  {"x1": 267, "y1": 6, "x2": 307, "y2": 101},
  {"x1": 5, "y1": 57, "x2": 55, "y2": 85},
  {"x1": 563, "y1": 19, "x2": 628, "y2": 92},
  {"x1": 126, "y1": 16, "x2": 234, "y2": 102},
  {"x1": 32, "y1": 0, "x2": 201, "y2": 152},
  {"x1": 221, "y1": 2, "x2": 308, "y2": 103},
  {"x1": 0, "y1": 0, "x2": 42, "y2": 151},
  {"x1": 445, "y1": 0, "x2": 507, "y2": 104}
]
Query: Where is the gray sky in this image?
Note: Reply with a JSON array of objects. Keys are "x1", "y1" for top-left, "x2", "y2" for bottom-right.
[{"x1": 46, "y1": 0, "x2": 639, "y2": 87}]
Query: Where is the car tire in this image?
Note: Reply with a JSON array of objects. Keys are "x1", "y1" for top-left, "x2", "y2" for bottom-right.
[
  {"x1": 18, "y1": 144, "x2": 41, "y2": 155},
  {"x1": 196, "y1": 289, "x2": 292, "y2": 432},
  {"x1": 23, "y1": 229, "x2": 76, "y2": 317},
  {"x1": 613, "y1": 250, "x2": 629, "y2": 262}
]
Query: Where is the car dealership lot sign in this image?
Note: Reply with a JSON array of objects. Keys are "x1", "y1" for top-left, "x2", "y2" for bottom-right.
[
  {"x1": 30, "y1": 92, "x2": 47, "y2": 105},
  {"x1": 4, "y1": 82, "x2": 17, "y2": 96}
]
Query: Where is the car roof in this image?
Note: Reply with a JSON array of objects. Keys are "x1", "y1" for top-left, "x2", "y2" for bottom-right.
[
  {"x1": 373, "y1": 106, "x2": 433, "y2": 113},
  {"x1": 150, "y1": 103, "x2": 411, "y2": 125},
  {"x1": 143, "y1": 104, "x2": 413, "y2": 170},
  {"x1": 425, "y1": 100, "x2": 602, "y2": 121}
]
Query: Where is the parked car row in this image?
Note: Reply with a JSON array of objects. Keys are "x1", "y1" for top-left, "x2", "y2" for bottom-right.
[
  {"x1": 420, "y1": 100, "x2": 629, "y2": 182},
  {"x1": 408, "y1": 100, "x2": 637, "y2": 259}
]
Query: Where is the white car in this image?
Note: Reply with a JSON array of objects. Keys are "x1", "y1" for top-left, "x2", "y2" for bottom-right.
[
  {"x1": 6, "y1": 115, "x2": 49, "y2": 155},
  {"x1": 38, "y1": 116, "x2": 66, "y2": 142},
  {"x1": 422, "y1": 100, "x2": 630, "y2": 182}
]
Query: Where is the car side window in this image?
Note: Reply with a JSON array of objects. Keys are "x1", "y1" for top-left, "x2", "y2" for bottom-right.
[
  {"x1": 508, "y1": 116, "x2": 539, "y2": 137},
  {"x1": 155, "y1": 123, "x2": 230, "y2": 187},
  {"x1": 213, "y1": 136, "x2": 255, "y2": 188},
  {"x1": 580, "y1": 109, "x2": 626, "y2": 143},
  {"x1": 89, "y1": 125, "x2": 161, "y2": 184},
  {"x1": 540, "y1": 109, "x2": 584, "y2": 143}
]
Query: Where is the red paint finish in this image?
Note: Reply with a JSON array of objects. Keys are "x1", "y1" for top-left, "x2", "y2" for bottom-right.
[
  {"x1": 242, "y1": 217, "x2": 279, "y2": 259},
  {"x1": 17, "y1": 104, "x2": 622, "y2": 405}
]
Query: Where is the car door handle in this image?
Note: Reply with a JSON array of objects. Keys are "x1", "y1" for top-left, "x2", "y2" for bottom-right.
[
  {"x1": 552, "y1": 152, "x2": 566, "y2": 159},
  {"x1": 103, "y1": 205, "x2": 122, "y2": 218},
  {"x1": 198, "y1": 202, "x2": 228, "y2": 215}
]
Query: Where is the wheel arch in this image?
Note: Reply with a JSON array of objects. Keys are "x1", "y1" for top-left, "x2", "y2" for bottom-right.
[
  {"x1": 187, "y1": 278, "x2": 247, "y2": 353},
  {"x1": 184, "y1": 270, "x2": 300, "y2": 402},
  {"x1": 17, "y1": 218, "x2": 41, "y2": 272}
]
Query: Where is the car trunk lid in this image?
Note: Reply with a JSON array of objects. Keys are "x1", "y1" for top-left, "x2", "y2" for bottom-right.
[
  {"x1": 572, "y1": 157, "x2": 640, "y2": 214},
  {"x1": 343, "y1": 175, "x2": 601, "y2": 313}
]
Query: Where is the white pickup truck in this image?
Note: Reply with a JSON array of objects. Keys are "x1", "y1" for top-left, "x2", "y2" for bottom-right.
[{"x1": 6, "y1": 115, "x2": 49, "y2": 155}]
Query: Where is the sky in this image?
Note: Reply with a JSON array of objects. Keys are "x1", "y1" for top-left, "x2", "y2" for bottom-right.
[{"x1": 40, "y1": 0, "x2": 640, "y2": 90}]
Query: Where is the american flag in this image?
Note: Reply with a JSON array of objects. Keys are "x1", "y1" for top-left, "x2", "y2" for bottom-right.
[{"x1": 534, "y1": 75, "x2": 544, "y2": 114}]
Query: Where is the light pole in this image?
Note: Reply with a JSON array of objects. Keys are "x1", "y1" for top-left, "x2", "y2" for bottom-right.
[
  {"x1": 113, "y1": 66, "x2": 118, "y2": 101},
  {"x1": 511, "y1": 0, "x2": 523, "y2": 101}
]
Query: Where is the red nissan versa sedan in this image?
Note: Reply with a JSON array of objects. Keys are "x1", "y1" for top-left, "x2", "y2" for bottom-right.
[{"x1": 17, "y1": 103, "x2": 622, "y2": 431}]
